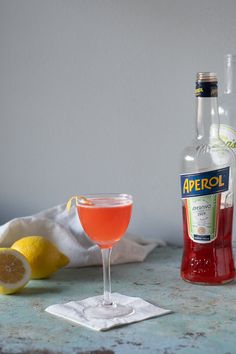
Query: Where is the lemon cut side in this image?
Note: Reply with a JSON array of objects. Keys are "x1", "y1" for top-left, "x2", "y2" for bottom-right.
[{"x1": 0, "y1": 248, "x2": 31, "y2": 295}]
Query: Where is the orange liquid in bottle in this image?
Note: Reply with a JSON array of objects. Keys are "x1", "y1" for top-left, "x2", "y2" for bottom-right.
[{"x1": 181, "y1": 205, "x2": 235, "y2": 284}]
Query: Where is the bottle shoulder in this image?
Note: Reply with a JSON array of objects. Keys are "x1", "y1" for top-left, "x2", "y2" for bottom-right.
[
  {"x1": 181, "y1": 139, "x2": 235, "y2": 174},
  {"x1": 182, "y1": 137, "x2": 235, "y2": 153}
]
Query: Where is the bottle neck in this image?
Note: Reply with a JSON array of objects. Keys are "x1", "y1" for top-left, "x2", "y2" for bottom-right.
[
  {"x1": 196, "y1": 97, "x2": 220, "y2": 141},
  {"x1": 224, "y1": 55, "x2": 236, "y2": 94}
]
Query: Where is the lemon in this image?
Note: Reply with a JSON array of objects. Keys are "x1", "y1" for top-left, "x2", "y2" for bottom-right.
[
  {"x1": 0, "y1": 248, "x2": 31, "y2": 295},
  {"x1": 11, "y1": 236, "x2": 69, "y2": 279}
]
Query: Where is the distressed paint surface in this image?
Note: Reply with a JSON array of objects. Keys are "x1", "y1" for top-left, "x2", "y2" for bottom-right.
[{"x1": 0, "y1": 246, "x2": 236, "y2": 354}]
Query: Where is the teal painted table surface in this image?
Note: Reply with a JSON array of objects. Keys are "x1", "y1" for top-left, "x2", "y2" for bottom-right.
[{"x1": 1, "y1": 246, "x2": 236, "y2": 354}]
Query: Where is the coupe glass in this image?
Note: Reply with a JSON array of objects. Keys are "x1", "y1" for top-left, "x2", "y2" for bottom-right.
[{"x1": 76, "y1": 193, "x2": 133, "y2": 319}]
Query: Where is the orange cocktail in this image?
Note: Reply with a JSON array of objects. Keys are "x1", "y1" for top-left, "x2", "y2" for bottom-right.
[
  {"x1": 74, "y1": 193, "x2": 133, "y2": 319},
  {"x1": 77, "y1": 198, "x2": 132, "y2": 249}
]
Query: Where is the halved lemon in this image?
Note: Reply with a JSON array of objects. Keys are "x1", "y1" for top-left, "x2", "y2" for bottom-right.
[
  {"x1": 11, "y1": 236, "x2": 69, "y2": 279},
  {"x1": 0, "y1": 248, "x2": 31, "y2": 295}
]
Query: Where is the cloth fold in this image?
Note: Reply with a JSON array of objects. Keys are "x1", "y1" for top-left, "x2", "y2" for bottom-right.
[
  {"x1": 0, "y1": 203, "x2": 164, "y2": 267},
  {"x1": 45, "y1": 293, "x2": 171, "y2": 331}
]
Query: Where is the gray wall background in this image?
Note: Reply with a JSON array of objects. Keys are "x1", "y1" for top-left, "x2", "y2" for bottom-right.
[{"x1": 0, "y1": 0, "x2": 236, "y2": 245}]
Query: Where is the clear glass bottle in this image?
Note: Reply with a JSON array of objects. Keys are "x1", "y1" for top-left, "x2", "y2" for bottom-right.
[
  {"x1": 180, "y1": 72, "x2": 235, "y2": 284},
  {"x1": 219, "y1": 54, "x2": 236, "y2": 150}
]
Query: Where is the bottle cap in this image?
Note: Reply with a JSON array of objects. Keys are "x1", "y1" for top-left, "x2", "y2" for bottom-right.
[
  {"x1": 196, "y1": 72, "x2": 217, "y2": 82},
  {"x1": 195, "y1": 72, "x2": 218, "y2": 97}
]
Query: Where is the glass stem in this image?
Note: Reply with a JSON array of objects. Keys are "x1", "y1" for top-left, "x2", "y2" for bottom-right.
[{"x1": 101, "y1": 248, "x2": 113, "y2": 306}]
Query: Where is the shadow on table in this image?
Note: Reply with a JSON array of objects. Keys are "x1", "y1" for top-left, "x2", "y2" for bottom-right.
[
  {"x1": 51, "y1": 267, "x2": 101, "y2": 283},
  {"x1": 17, "y1": 286, "x2": 62, "y2": 296}
]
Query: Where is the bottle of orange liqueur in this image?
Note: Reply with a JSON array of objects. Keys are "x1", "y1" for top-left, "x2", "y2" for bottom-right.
[{"x1": 180, "y1": 72, "x2": 235, "y2": 284}]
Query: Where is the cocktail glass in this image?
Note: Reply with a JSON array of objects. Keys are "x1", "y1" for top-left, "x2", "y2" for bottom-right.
[{"x1": 76, "y1": 193, "x2": 133, "y2": 319}]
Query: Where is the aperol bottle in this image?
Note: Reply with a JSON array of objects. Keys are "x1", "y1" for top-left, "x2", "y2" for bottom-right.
[{"x1": 180, "y1": 72, "x2": 235, "y2": 284}]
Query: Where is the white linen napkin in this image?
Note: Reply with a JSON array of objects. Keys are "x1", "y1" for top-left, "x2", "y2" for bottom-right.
[
  {"x1": 45, "y1": 293, "x2": 171, "y2": 331},
  {"x1": 0, "y1": 203, "x2": 164, "y2": 267}
]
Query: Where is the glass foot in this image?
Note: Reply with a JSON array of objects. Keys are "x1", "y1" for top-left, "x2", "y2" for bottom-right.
[{"x1": 83, "y1": 303, "x2": 134, "y2": 319}]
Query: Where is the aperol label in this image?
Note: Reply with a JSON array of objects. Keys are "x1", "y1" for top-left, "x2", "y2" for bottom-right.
[
  {"x1": 181, "y1": 167, "x2": 230, "y2": 243},
  {"x1": 180, "y1": 167, "x2": 229, "y2": 198},
  {"x1": 185, "y1": 194, "x2": 220, "y2": 243}
]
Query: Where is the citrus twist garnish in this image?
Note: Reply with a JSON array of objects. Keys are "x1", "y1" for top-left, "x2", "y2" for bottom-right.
[{"x1": 66, "y1": 196, "x2": 93, "y2": 212}]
